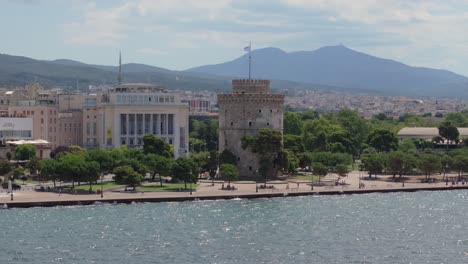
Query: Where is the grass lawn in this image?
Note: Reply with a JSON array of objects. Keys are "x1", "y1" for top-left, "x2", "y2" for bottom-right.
[
  {"x1": 136, "y1": 183, "x2": 199, "y2": 192},
  {"x1": 287, "y1": 174, "x2": 322, "y2": 182},
  {"x1": 70, "y1": 181, "x2": 124, "y2": 191}
]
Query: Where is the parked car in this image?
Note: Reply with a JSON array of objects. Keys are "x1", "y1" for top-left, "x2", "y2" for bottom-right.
[{"x1": 1, "y1": 182, "x2": 21, "y2": 190}]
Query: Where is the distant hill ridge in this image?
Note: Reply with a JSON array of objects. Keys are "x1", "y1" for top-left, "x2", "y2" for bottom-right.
[
  {"x1": 0, "y1": 45, "x2": 467, "y2": 98},
  {"x1": 188, "y1": 45, "x2": 468, "y2": 98}
]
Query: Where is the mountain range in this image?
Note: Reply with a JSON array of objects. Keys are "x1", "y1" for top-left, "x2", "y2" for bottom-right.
[
  {"x1": 0, "y1": 45, "x2": 467, "y2": 98},
  {"x1": 189, "y1": 45, "x2": 468, "y2": 98}
]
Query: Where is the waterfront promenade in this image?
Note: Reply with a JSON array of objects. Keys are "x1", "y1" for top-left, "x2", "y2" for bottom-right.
[{"x1": 1, "y1": 171, "x2": 467, "y2": 208}]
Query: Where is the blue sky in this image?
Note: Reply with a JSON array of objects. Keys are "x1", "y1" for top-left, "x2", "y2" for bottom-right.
[{"x1": 2, "y1": 0, "x2": 468, "y2": 75}]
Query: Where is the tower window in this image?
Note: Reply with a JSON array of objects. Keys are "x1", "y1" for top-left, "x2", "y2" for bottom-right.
[
  {"x1": 267, "y1": 122, "x2": 270, "y2": 126},
  {"x1": 249, "y1": 166, "x2": 252, "y2": 171},
  {"x1": 249, "y1": 122, "x2": 252, "y2": 127},
  {"x1": 230, "y1": 122, "x2": 233, "y2": 126},
  {"x1": 270, "y1": 109, "x2": 273, "y2": 113},
  {"x1": 237, "y1": 157, "x2": 240, "y2": 161},
  {"x1": 259, "y1": 109, "x2": 262, "y2": 113}
]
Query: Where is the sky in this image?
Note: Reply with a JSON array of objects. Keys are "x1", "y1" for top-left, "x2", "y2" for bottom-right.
[{"x1": 2, "y1": 0, "x2": 468, "y2": 75}]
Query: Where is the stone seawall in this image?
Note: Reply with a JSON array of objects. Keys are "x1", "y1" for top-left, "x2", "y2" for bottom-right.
[{"x1": 3, "y1": 186, "x2": 468, "y2": 209}]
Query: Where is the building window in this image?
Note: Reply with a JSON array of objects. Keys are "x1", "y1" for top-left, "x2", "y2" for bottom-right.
[
  {"x1": 267, "y1": 122, "x2": 270, "y2": 126},
  {"x1": 230, "y1": 122, "x2": 233, "y2": 126},
  {"x1": 249, "y1": 166, "x2": 252, "y2": 171},
  {"x1": 248, "y1": 121, "x2": 252, "y2": 127},
  {"x1": 41, "y1": 110, "x2": 43, "y2": 115},
  {"x1": 86, "y1": 122, "x2": 90, "y2": 136},
  {"x1": 237, "y1": 157, "x2": 240, "y2": 161},
  {"x1": 270, "y1": 109, "x2": 273, "y2": 113},
  {"x1": 41, "y1": 118, "x2": 44, "y2": 124},
  {"x1": 259, "y1": 109, "x2": 262, "y2": 113}
]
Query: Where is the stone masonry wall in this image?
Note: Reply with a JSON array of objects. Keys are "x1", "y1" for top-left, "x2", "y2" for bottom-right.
[{"x1": 218, "y1": 80, "x2": 284, "y2": 179}]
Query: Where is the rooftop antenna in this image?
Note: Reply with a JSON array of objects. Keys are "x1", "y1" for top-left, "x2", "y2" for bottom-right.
[
  {"x1": 118, "y1": 51, "x2": 122, "y2": 84},
  {"x1": 244, "y1": 42, "x2": 252, "y2": 80},
  {"x1": 75, "y1": 77, "x2": 79, "y2": 93}
]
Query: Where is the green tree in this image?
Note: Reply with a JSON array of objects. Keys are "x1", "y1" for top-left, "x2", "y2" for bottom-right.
[
  {"x1": 219, "y1": 149, "x2": 237, "y2": 165},
  {"x1": 300, "y1": 109, "x2": 319, "y2": 121},
  {"x1": 0, "y1": 159, "x2": 12, "y2": 176},
  {"x1": 335, "y1": 164, "x2": 349, "y2": 178},
  {"x1": 113, "y1": 165, "x2": 142, "y2": 191},
  {"x1": 82, "y1": 161, "x2": 100, "y2": 192},
  {"x1": 207, "y1": 151, "x2": 219, "y2": 185},
  {"x1": 386, "y1": 151, "x2": 416, "y2": 180},
  {"x1": 438, "y1": 121, "x2": 459, "y2": 149},
  {"x1": 367, "y1": 129, "x2": 398, "y2": 152},
  {"x1": 445, "y1": 112, "x2": 466, "y2": 126},
  {"x1": 172, "y1": 157, "x2": 196, "y2": 189},
  {"x1": 142, "y1": 134, "x2": 173, "y2": 158},
  {"x1": 361, "y1": 153, "x2": 385, "y2": 178},
  {"x1": 328, "y1": 130, "x2": 355, "y2": 154},
  {"x1": 15, "y1": 144, "x2": 36, "y2": 160},
  {"x1": 418, "y1": 153, "x2": 441, "y2": 180},
  {"x1": 241, "y1": 128, "x2": 284, "y2": 183},
  {"x1": 298, "y1": 152, "x2": 314, "y2": 170},
  {"x1": 336, "y1": 109, "x2": 368, "y2": 157},
  {"x1": 56, "y1": 153, "x2": 84, "y2": 188},
  {"x1": 27, "y1": 156, "x2": 41, "y2": 175},
  {"x1": 40, "y1": 159, "x2": 59, "y2": 188},
  {"x1": 452, "y1": 155, "x2": 468, "y2": 181},
  {"x1": 144, "y1": 154, "x2": 173, "y2": 186},
  {"x1": 220, "y1": 164, "x2": 239, "y2": 186},
  {"x1": 284, "y1": 150, "x2": 299, "y2": 173},
  {"x1": 10, "y1": 166, "x2": 25, "y2": 180},
  {"x1": 284, "y1": 112, "x2": 303, "y2": 135},
  {"x1": 312, "y1": 162, "x2": 328, "y2": 180},
  {"x1": 86, "y1": 149, "x2": 113, "y2": 175},
  {"x1": 283, "y1": 134, "x2": 304, "y2": 153}
]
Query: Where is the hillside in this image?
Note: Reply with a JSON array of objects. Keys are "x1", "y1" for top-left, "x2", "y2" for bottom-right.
[{"x1": 188, "y1": 45, "x2": 468, "y2": 98}]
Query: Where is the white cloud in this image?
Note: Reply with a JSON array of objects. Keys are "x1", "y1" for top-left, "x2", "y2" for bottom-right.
[
  {"x1": 62, "y1": 2, "x2": 133, "y2": 46},
  {"x1": 137, "y1": 48, "x2": 168, "y2": 56},
  {"x1": 60, "y1": 0, "x2": 468, "y2": 73}
]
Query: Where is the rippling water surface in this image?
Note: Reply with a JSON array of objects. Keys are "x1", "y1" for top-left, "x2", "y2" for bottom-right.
[{"x1": 2, "y1": 191, "x2": 468, "y2": 263}]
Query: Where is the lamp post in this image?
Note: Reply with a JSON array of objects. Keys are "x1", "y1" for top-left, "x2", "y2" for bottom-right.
[
  {"x1": 189, "y1": 170, "x2": 193, "y2": 195},
  {"x1": 310, "y1": 168, "x2": 314, "y2": 191},
  {"x1": 255, "y1": 169, "x2": 258, "y2": 192},
  {"x1": 359, "y1": 164, "x2": 362, "y2": 189},
  {"x1": 100, "y1": 174, "x2": 104, "y2": 198},
  {"x1": 444, "y1": 163, "x2": 448, "y2": 180},
  {"x1": 8, "y1": 177, "x2": 13, "y2": 201}
]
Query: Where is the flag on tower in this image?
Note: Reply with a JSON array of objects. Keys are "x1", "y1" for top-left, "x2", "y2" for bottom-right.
[{"x1": 244, "y1": 45, "x2": 251, "y2": 52}]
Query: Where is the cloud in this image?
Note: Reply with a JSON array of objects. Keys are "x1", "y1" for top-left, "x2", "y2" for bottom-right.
[
  {"x1": 62, "y1": 2, "x2": 133, "y2": 46},
  {"x1": 60, "y1": 0, "x2": 468, "y2": 73},
  {"x1": 137, "y1": 48, "x2": 168, "y2": 56}
]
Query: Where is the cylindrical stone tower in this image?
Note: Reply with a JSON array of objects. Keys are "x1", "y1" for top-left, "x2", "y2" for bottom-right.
[{"x1": 218, "y1": 79, "x2": 285, "y2": 179}]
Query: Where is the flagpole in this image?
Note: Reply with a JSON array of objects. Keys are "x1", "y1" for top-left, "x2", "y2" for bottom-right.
[{"x1": 248, "y1": 41, "x2": 251, "y2": 80}]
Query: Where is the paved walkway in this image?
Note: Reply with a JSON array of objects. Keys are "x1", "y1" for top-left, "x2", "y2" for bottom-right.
[{"x1": 0, "y1": 171, "x2": 465, "y2": 206}]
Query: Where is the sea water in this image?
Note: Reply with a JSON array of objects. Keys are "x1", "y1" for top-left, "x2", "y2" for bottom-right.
[{"x1": 1, "y1": 191, "x2": 468, "y2": 263}]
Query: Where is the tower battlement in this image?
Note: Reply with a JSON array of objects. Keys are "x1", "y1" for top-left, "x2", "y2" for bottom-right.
[{"x1": 232, "y1": 79, "x2": 270, "y2": 94}]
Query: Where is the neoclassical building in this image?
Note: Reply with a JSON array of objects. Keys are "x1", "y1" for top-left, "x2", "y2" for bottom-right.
[
  {"x1": 0, "y1": 83, "x2": 189, "y2": 159},
  {"x1": 218, "y1": 79, "x2": 284, "y2": 178},
  {"x1": 83, "y1": 83, "x2": 190, "y2": 158}
]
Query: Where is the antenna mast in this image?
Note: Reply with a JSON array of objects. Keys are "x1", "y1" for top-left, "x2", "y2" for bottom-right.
[{"x1": 118, "y1": 51, "x2": 122, "y2": 84}]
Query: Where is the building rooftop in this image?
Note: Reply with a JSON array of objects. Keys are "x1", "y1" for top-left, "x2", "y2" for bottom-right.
[{"x1": 397, "y1": 127, "x2": 468, "y2": 137}]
